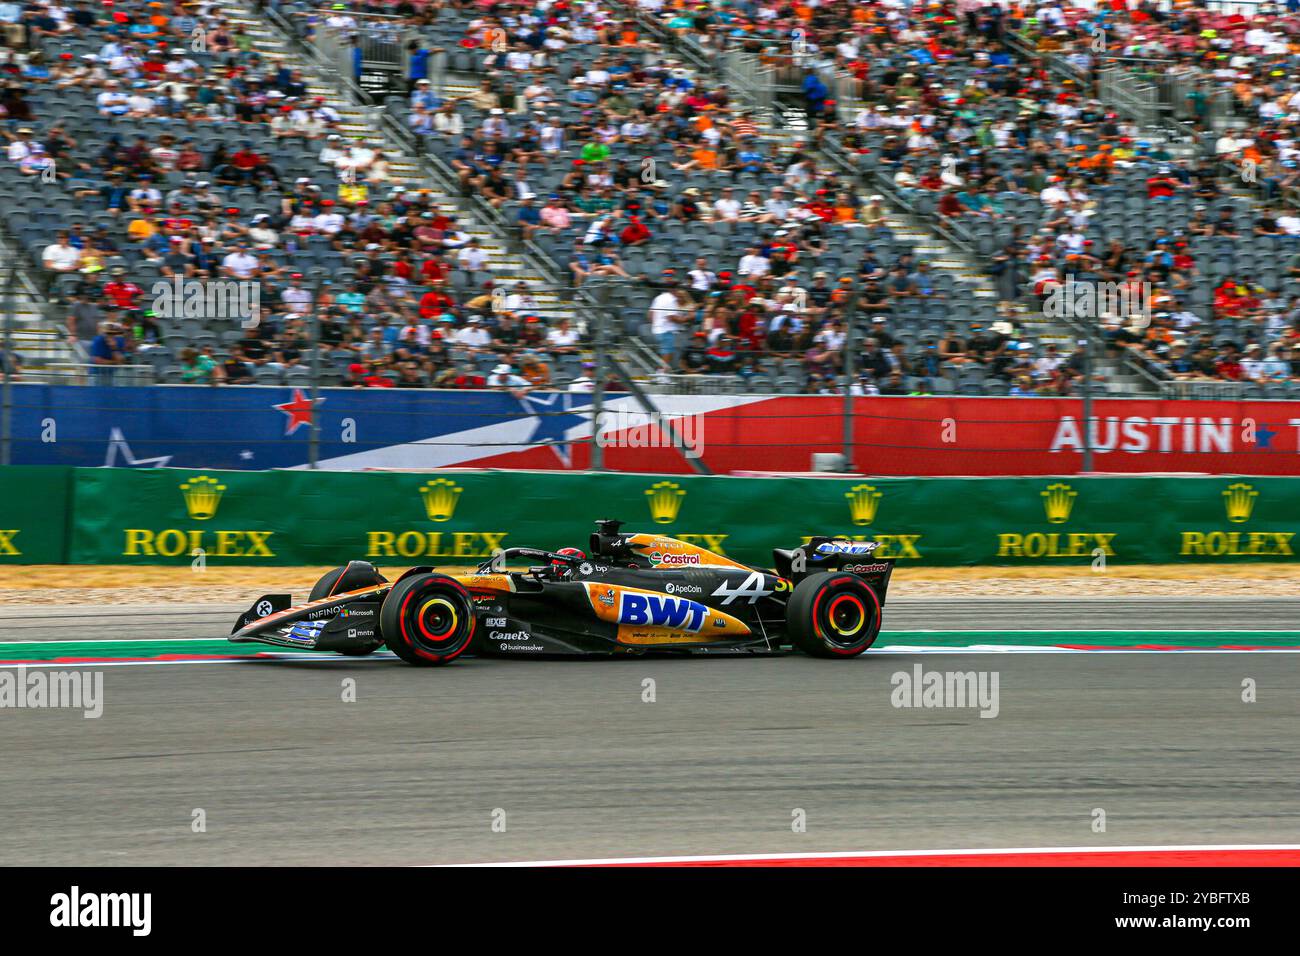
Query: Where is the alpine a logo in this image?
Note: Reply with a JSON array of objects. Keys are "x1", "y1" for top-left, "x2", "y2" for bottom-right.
[{"x1": 618, "y1": 593, "x2": 709, "y2": 632}]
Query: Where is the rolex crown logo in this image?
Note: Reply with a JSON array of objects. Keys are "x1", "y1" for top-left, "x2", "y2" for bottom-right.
[
  {"x1": 180, "y1": 475, "x2": 226, "y2": 521},
  {"x1": 645, "y1": 481, "x2": 685, "y2": 525},
  {"x1": 419, "y1": 478, "x2": 462, "y2": 522},
  {"x1": 845, "y1": 484, "x2": 883, "y2": 526},
  {"x1": 1222, "y1": 482, "x2": 1257, "y2": 524},
  {"x1": 1041, "y1": 482, "x2": 1077, "y2": 524}
]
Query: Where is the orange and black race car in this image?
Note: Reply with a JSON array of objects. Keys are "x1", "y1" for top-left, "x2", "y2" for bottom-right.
[{"x1": 230, "y1": 520, "x2": 895, "y2": 666}]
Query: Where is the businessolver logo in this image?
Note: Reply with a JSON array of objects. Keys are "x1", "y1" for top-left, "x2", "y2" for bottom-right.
[
  {"x1": 846, "y1": 484, "x2": 882, "y2": 526},
  {"x1": 1180, "y1": 482, "x2": 1293, "y2": 557},
  {"x1": 123, "y1": 475, "x2": 275, "y2": 559},
  {"x1": 997, "y1": 482, "x2": 1117, "y2": 559},
  {"x1": 366, "y1": 478, "x2": 506, "y2": 559},
  {"x1": 646, "y1": 481, "x2": 685, "y2": 524}
]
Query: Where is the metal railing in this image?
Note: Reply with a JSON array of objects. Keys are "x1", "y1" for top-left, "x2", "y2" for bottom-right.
[{"x1": 19, "y1": 363, "x2": 155, "y2": 386}]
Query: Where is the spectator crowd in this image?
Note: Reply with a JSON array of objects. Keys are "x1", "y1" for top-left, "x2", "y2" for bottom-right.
[{"x1": 2, "y1": 0, "x2": 1300, "y2": 394}]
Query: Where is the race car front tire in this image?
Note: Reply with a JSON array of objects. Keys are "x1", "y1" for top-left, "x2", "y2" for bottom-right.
[
  {"x1": 786, "y1": 572, "x2": 881, "y2": 658},
  {"x1": 380, "y1": 572, "x2": 476, "y2": 666}
]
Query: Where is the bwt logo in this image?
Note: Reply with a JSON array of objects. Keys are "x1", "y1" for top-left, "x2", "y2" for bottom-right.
[
  {"x1": 151, "y1": 277, "x2": 261, "y2": 328},
  {"x1": 618, "y1": 593, "x2": 708, "y2": 632}
]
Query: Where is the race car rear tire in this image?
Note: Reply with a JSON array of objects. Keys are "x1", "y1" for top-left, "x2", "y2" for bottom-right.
[
  {"x1": 380, "y1": 573, "x2": 476, "y2": 666},
  {"x1": 309, "y1": 561, "x2": 386, "y2": 602},
  {"x1": 786, "y1": 572, "x2": 881, "y2": 658}
]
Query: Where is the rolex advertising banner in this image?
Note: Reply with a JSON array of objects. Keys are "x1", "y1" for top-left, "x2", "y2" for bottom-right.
[
  {"x1": 0, "y1": 466, "x2": 72, "y2": 564},
  {"x1": 32, "y1": 467, "x2": 1299, "y2": 568}
]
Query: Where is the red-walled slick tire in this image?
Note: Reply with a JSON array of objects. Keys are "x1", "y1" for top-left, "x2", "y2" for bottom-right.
[
  {"x1": 380, "y1": 573, "x2": 476, "y2": 666},
  {"x1": 786, "y1": 572, "x2": 881, "y2": 658}
]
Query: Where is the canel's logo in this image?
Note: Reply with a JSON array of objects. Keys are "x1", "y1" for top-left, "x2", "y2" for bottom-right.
[
  {"x1": 1041, "y1": 483, "x2": 1077, "y2": 524},
  {"x1": 180, "y1": 475, "x2": 225, "y2": 520},
  {"x1": 845, "y1": 484, "x2": 882, "y2": 526},
  {"x1": 1223, "y1": 482, "x2": 1258, "y2": 523},
  {"x1": 419, "y1": 478, "x2": 462, "y2": 522},
  {"x1": 618, "y1": 593, "x2": 708, "y2": 632},
  {"x1": 645, "y1": 481, "x2": 685, "y2": 524}
]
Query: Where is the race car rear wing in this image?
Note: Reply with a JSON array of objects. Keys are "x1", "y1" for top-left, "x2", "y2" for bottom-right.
[{"x1": 773, "y1": 538, "x2": 895, "y2": 603}]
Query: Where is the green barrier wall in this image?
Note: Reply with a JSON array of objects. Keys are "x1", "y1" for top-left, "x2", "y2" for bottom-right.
[
  {"x1": 4, "y1": 466, "x2": 1299, "y2": 566},
  {"x1": 0, "y1": 466, "x2": 72, "y2": 564}
]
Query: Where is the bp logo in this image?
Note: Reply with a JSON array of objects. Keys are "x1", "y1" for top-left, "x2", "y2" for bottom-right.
[
  {"x1": 180, "y1": 475, "x2": 226, "y2": 520},
  {"x1": 845, "y1": 484, "x2": 882, "y2": 526},
  {"x1": 645, "y1": 481, "x2": 685, "y2": 524},
  {"x1": 1040, "y1": 482, "x2": 1077, "y2": 524},
  {"x1": 419, "y1": 478, "x2": 462, "y2": 522}
]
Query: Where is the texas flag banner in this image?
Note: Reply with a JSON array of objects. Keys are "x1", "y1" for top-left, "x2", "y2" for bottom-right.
[{"x1": 9, "y1": 385, "x2": 1299, "y2": 476}]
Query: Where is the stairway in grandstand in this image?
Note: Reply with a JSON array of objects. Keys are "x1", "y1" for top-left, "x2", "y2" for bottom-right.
[
  {"x1": 223, "y1": 3, "x2": 664, "y2": 372},
  {"x1": 1000, "y1": 38, "x2": 1297, "y2": 398},
  {"x1": 622, "y1": 22, "x2": 1124, "y2": 390},
  {"x1": 0, "y1": 232, "x2": 79, "y2": 377}
]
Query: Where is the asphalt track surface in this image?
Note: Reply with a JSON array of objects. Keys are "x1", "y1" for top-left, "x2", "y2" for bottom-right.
[{"x1": 1, "y1": 598, "x2": 1298, "y2": 865}]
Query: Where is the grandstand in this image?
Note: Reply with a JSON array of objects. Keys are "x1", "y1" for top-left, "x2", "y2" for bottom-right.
[{"x1": 0, "y1": 0, "x2": 1297, "y2": 400}]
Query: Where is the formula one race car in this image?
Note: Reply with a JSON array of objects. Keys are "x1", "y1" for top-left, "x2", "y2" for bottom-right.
[{"x1": 230, "y1": 520, "x2": 895, "y2": 666}]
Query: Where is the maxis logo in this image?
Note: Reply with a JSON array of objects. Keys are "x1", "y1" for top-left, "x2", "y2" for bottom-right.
[
  {"x1": 799, "y1": 534, "x2": 921, "y2": 560},
  {"x1": 0, "y1": 530, "x2": 18, "y2": 555},
  {"x1": 618, "y1": 593, "x2": 709, "y2": 633}
]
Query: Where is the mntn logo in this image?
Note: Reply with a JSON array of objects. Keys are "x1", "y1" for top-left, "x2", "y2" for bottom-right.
[{"x1": 618, "y1": 593, "x2": 708, "y2": 632}]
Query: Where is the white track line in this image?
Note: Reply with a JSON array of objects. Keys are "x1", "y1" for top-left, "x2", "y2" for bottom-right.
[{"x1": 449, "y1": 843, "x2": 1300, "y2": 867}]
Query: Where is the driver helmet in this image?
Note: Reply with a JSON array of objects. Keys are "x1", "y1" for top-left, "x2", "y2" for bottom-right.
[{"x1": 552, "y1": 547, "x2": 587, "y2": 576}]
